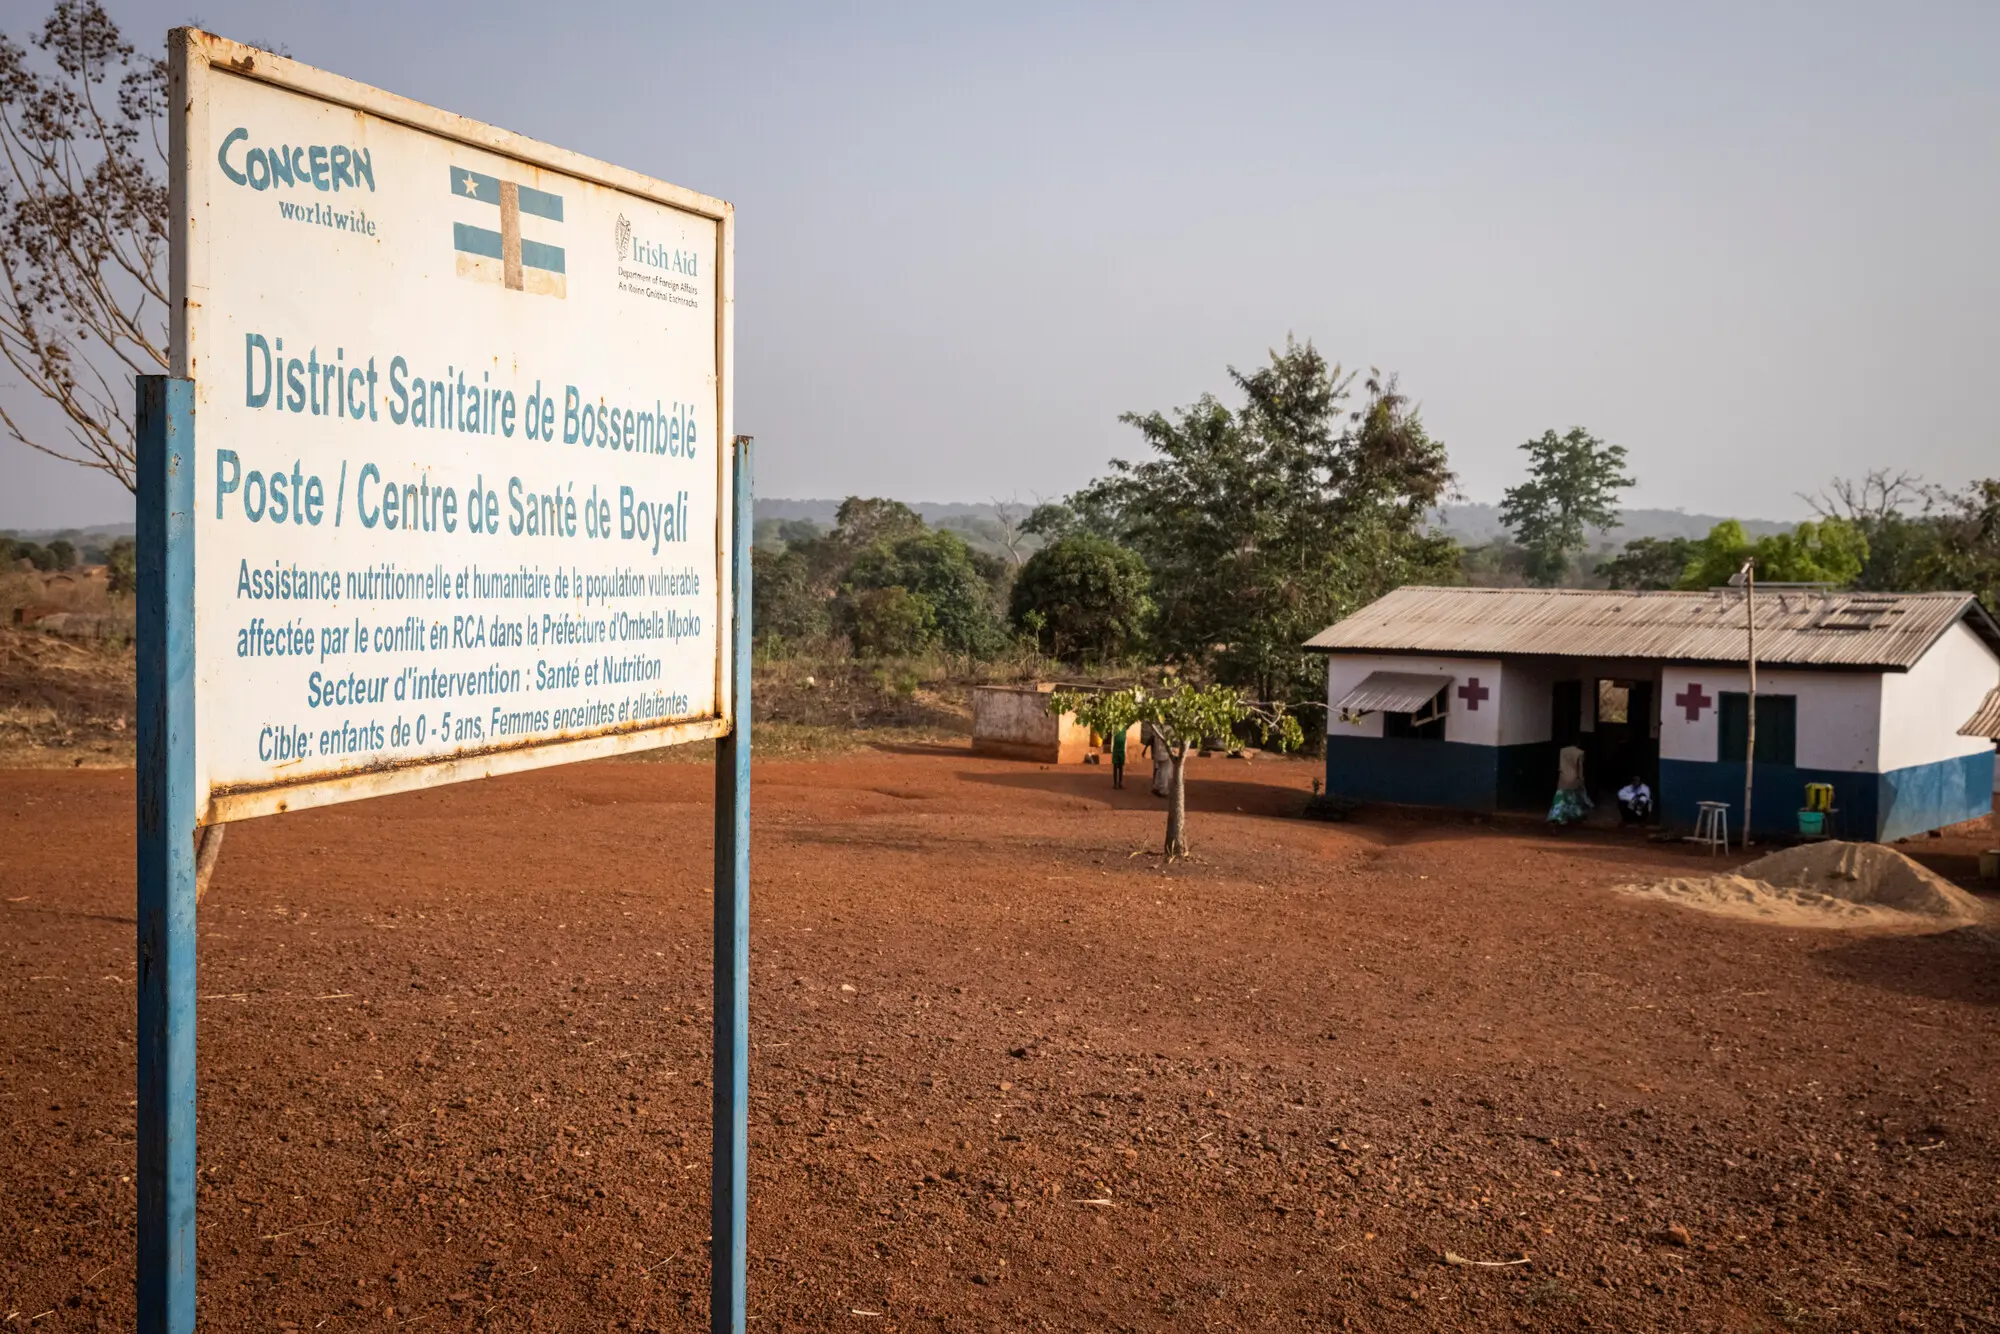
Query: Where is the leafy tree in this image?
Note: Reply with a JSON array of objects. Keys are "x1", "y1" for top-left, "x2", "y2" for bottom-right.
[
  {"x1": 46, "y1": 536, "x2": 74, "y2": 569},
  {"x1": 1021, "y1": 502, "x2": 1083, "y2": 540},
  {"x1": 843, "y1": 528, "x2": 1001, "y2": 657},
  {"x1": 104, "y1": 534, "x2": 133, "y2": 593},
  {"x1": 752, "y1": 545, "x2": 830, "y2": 645},
  {"x1": 1677, "y1": 518, "x2": 1868, "y2": 588},
  {"x1": 0, "y1": 2, "x2": 168, "y2": 490},
  {"x1": 1807, "y1": 470, "x2": 1944, "y2": 591},
  {"x1": 1076, "y1": 339, "x2": 1456, "y2": 703},
  {"x1": 1008, "y1": 533, "x2": 1152, "y2": 664},
  {"x1": 1499, "y1": 428, "x2": 1633, "y2": 585},
  {"x1": 846, "y1": 585, "x2": 935, "y2": 657},
  {"x1": 1457, "y1": 540, "x2": 1532, "y2": 587},
  {"x1": 1847, "y1": 511, "x2": 1944, "y2": 591},
  {"x1": 750, "y1": 499, "x2": 935, "y2": 654},
  {"x1": 1596, "y1": 536, "x2": 1697, "y2": 590},
  {"x1": 1049, "y1": 683, "x2": 1302, "y2": 858},
  {"x1": 831, "y1": 497, "x2": 926, "y2": 554},
  {"x1": 1920, "y1": 478, "x2": 2000, "y2": 608}
]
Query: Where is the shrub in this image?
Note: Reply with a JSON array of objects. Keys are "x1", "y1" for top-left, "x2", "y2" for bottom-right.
[{"x1": 105, "y1": 537, "x2": 137, "y2": 595}]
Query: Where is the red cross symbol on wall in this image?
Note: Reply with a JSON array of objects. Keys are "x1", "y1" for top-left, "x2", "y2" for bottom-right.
[
  {"x1": 1456, "y1": 677, "x2": 1489, "y2": 711},
  {"x1": 1675, "y1": 682, "x2": 1712, "y2": 722}
]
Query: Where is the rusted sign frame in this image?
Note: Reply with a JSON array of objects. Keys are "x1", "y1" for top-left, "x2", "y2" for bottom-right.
[{"x1": 171, "y1": 28, "x2": 737, "y2": 827}]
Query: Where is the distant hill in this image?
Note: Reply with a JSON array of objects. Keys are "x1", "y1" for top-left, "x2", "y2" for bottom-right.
[
  {"x1": 753, "y1": 499, "x2": 1003, "y2": 528},
  {"x1": 754, "y1": 499, "x2": 1791, "y2": 545},
  {"x1": 2, "y1": 522, "x2": 135, "y2": 543},
  {"x1": 1433, "y1": 504, "x2": 1791, "y2": 546}
]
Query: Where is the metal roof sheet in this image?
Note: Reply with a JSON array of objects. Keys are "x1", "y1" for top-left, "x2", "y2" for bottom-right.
[
  {"x1": 1961, "y1": 687, "x2": 2000, "y2": 740},
  {"x1": 1333, "y1": 670, "x2": 1454, "y2": 716},
  {"x1": 1303, "y1": 586, "x2": 2000, "y2": 671}
]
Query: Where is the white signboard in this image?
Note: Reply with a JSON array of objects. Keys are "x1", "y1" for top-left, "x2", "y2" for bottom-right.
[{"x1": 172, "y1": 33, "x2": 734, "y2": 823}]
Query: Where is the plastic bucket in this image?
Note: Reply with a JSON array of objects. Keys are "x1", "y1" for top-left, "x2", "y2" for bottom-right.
[{"x1": 1797, "y1": 810, "x2": 1826, "y2": 836}]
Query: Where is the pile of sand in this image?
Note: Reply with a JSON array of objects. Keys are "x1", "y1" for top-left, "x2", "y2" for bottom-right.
[{"x1": 1614, "y1": 841, "x2": 1985, "y2": 930}]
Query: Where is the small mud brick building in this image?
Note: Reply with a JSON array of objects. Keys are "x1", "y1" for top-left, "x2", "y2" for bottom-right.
[{"x1": 1304, "y1": 586, "x2": 2000, "y2": 840}]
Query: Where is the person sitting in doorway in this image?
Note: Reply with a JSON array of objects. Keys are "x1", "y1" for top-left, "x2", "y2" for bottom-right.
[{"x1": 1617, "y1": 776, "x2": 1653, "y2": 825}]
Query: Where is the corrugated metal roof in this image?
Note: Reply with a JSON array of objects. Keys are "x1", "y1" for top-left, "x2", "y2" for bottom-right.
[
  {"x1": 1334, "y1": 670, "x2": 1454, "y2": 716},
  {"x1": 1304, "y1": 586, "x2": 2000, "y2": 671},
  {"x1": 1961, "y1": 687, "x2": 2000, "y2": 739}
]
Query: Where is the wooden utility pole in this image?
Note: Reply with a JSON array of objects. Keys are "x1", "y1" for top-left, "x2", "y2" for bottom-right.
[{"x1": 1742, "y1": 560, "x2": 1757, "y2": 847}]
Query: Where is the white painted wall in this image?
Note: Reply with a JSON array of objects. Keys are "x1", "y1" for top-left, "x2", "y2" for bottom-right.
[
  {"x1": 1324, "y1": 654, "x2": 1499, "y2": 745},
  {"x1": 1326, "y1": 620, "x2": 1997, "y2": 777},
  {"x1": 1658, "y1": 665, "x2": 1880, "y2": 770},
  {"x1": 1496, "y1": 660, "x2": 1553, "y2": 746},
  {"x1": 1877, "y1": 621, "x2": 2000, "y2": 772},
  {"x1": 1494, "y1": 659, "x2": 1664, "y2": 746}
]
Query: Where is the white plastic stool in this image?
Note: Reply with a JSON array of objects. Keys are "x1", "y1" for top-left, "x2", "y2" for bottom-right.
[{"x1": 1690, "y1": 801, "x2": 1729, "y2": 854}]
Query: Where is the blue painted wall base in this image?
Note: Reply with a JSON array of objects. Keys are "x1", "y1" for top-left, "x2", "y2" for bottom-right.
[
  {"x1": 1325, "y1": 736, "x2": 1497, "y2": 810},
  {"x1": 1659, "y1": 751, "x2": 1993, "y2": 840},
  {"x1": 1877, "y1": 751, "x2": 1994, "y2": 841},
  {"x1": 1324, "y1": 736, "x2": 1559, "y2": 813},
  {"x1": 1327, "y1": 734, "x2": 1995, "y2": 839}
]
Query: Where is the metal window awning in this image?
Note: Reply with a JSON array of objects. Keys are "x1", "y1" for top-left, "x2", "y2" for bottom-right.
[
  {"x1": 1960, "y1": 687, "x2": 2000, "y2": 740},
  {"x1": 1334, "y1": 671, "x2": 1453, "y2": 717}
]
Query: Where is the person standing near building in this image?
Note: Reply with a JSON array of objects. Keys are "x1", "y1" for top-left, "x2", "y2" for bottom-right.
[
  {"x1": 1549, "y1": 743, "x2": 1591, "y2": 825},
  {"x1": 1110, "y1": 724, "x2": 1128, "y2": 789}
]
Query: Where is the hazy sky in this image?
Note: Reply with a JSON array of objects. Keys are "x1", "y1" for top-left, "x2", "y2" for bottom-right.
[{"x1": 5, "y1": 1, "x2": 1997, "y2": 528}]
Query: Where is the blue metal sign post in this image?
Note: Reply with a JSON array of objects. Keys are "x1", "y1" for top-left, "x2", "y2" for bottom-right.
[
  {"x1": 133, "y1": 396, "x2": 754, "y2": 1330},
  {"x1": 135, "y1": 375, "x2": 198, "y2": 1334},
  {"x1": 712, "y1": 435, "x2": 753, "y2": 1334}
]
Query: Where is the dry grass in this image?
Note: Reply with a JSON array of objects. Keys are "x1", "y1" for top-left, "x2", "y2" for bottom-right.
[
  {"x1": 0, "y1": 567, "x2": 139, "y2": 766},
  {"x1": 0, "y1": 623, "x2": 1134, "y2": 769}
]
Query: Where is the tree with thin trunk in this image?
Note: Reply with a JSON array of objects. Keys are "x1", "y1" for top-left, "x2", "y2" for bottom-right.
[
  {"x1": 0, "y1": 1, "x2": 167, "y2": 491},
  {"x1": 988, "y1": 497, "x2": 1031, "y2": 568},
  {"x1": 1073, "y1": 342, "x2": 1457, "y2": 706},
  {"x1": 1049, "y1": 684, "x2": 1302, "y2": 859},
  {"x1": 1498, "y1": 427, "x2": 1633, "y2": 586}
]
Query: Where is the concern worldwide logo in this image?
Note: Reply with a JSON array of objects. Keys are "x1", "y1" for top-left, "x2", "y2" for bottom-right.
[{"x1": 451, "y1": 168, "x2": 566, "y2": 298}]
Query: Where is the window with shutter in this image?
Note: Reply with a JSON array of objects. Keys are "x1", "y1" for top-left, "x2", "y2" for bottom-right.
[{"x1": 1717, "y1": 693, "x2": 1797, "y2": 765}]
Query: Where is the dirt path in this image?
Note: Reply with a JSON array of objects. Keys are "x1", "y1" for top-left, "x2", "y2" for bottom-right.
[{"x1": 3, "y1": 749, "x2": 1997, "y2": 1330}]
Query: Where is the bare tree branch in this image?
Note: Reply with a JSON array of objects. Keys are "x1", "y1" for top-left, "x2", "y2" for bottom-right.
[
  {"x1": 1803, "y1": 469, "x2": 1940, "y2": 523},
  {"x1": 0, "y1": 1, "x2": 166, "y2": 493},
  {"x1": 988, "y1": 496, "x2": 1031, "y2": 568}
]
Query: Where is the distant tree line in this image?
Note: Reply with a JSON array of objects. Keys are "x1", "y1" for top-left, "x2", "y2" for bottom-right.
[
  {"x1": 753, "y1": 498, "x2": 1018, "y2": 659},
  {"x1": 753, "y1": 337, "x2": 1459, "y2": 711},
  {"x1": 751, "y1": 341, "x2": 2000, "y2": 708},
  {"x1": 2, "y1": 531, "x2": 134, "y2": 590},
  {"x1": 1592, "y1": 470, "x2": 2000, "y2": 606}
]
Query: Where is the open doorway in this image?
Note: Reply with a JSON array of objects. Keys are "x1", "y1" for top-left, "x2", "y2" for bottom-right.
[
  {"x1": 1551, "y1": 677, "x2": 1659, "y2": 811},
  {"x1": 1593, "y1": 679, "x2": 1658, "y2": 803}
]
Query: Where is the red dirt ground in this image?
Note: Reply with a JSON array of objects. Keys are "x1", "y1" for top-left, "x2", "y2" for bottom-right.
[{"x1": 4, "y1": 748, "x2": 1998, "y2": 1331}]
